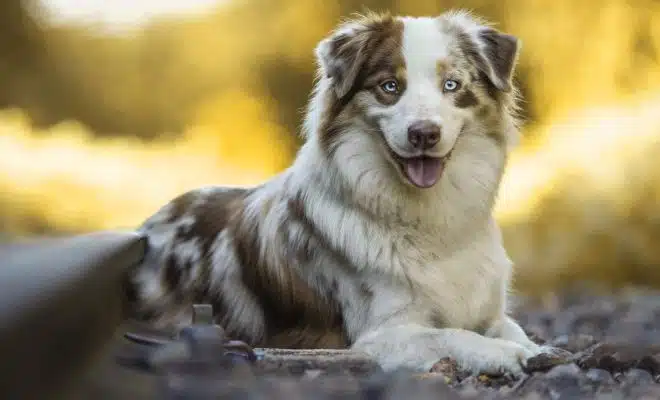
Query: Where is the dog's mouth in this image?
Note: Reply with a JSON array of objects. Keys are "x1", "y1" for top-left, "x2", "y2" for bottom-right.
[{"x1": 389, "y1": 150, "x2": 452, "y2": 189}]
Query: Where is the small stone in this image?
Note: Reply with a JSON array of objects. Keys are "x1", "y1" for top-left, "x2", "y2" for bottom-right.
[
  {"x1": 585, "y1": 368, "x2": 615, "y2": 385},
  {"x1": 302, "y1": 369, "x2": 324, "y2": 380},
  {"x1": 576, "y1": 342, "x2": 643, "y2": 372},
  {"x1": 612, "y1": 371, "x2": 625, "y2": 383},
  {"x1": 524, "y1": 351, "x2": 573, "y2": 373},
  {"x1": 458, "y1": 376, "x2": 479, "y2": 388},
  {"x1": 550, "y1": 334, "x2": 598, "y2": 353},
  {"x1": 636, "y1": 354, "x2": 660, "y2": 375},
  {"x1": 542, "y1": 364, "x2": 590, "y2": 398},
  {"x1": 545, "y1": 363, "x2": 582, "y2": 380},
  {"x1": 620, "y1": 368, "x2": 654, "y2": 386}
]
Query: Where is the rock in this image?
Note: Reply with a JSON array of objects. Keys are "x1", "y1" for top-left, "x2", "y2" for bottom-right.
[
  {"x1": 584, "y1": 368, "x2": 614, "y2": 385},
  {"x1": 576, "y1": 342, "x2": 654, "y2": 372},
  {"x1": 524, "y1": 350, "x2": 573, "y2": 373},
  {"x1": 544, "y1": 363, "x2": 582, "y2": 379},
  {"x1": 620, "y1": 368, "x2": 654, "y2": 386},
  {"x1": 550, "y1": 334, "x2": 598, "y2": 353},
  {"x1": 512, "y1": 368, "x2": 584, "y2": 399},
  {"x1": 636, "y1": 353, "x2": 660, "y2": 375}
]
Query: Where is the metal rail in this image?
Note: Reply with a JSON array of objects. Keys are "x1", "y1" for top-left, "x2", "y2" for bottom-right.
[{"x1": 0, "y1": 231, "x2": 147, "y2": 399}]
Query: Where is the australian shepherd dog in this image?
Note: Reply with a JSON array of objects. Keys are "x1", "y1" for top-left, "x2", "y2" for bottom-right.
[{"x1": 128, "y1": 10, "x2": 559, "y2": 376}]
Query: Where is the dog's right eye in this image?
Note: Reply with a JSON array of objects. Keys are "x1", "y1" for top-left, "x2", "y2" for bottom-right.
[{"x1": 380, "y1": 80, "x2": 399, "y2": 94}]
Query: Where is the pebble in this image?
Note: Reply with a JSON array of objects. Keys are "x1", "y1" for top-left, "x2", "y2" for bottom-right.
[
  {"x1": 620, "y1": 369, "x2": 654, "y2": 386},
  {"x1": 585, "y1": 368, "x2": 614, "y2": 385},
  {"x1": 550, "y1": 334, "x2": 598, "y2": 353}
]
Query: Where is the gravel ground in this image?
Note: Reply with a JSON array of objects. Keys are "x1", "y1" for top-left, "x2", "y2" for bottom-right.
[{"x1": 76, "y1": 285, "x2": 660, "y2": 399}]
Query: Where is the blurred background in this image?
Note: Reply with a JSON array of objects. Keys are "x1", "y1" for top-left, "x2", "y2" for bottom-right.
[{"x1": 0, "y1": 0, "x2": 659, "y2": 296}]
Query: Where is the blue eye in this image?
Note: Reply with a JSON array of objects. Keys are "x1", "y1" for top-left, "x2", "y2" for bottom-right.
[
  {"x1": 443, "y1": 79, "x2": 460, "y2": 92},
  {"x1": 380, "y1": 80, "x2": 399, "y2": 94}
]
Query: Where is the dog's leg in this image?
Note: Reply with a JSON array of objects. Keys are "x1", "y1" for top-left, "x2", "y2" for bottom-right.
[
  {"x1": 351, "y1": 324, "x2": 539, "y2": 376},
  {"x1": 486, "y1": 316, "x2": 540, "y2": 350},
  {"x1": 486, "y1": 316, "x2": 567, "y2": 356}
]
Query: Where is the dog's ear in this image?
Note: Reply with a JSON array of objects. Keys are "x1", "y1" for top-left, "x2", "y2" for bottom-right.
[
  {"x1": 315, "y1": 23, "x2": 373, "y2": 99},
  {"x1": 473, "y1": 28, "x2": 521, "y2": 93}
]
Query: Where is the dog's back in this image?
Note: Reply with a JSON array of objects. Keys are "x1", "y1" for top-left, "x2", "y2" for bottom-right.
[{"x1": 129, "y1": 183, "x2": 350, "y2": 349}]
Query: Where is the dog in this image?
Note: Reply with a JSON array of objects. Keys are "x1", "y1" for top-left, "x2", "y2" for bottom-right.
[{"x1": 127, "y1": 10, "x2": 556, "y2": 376}]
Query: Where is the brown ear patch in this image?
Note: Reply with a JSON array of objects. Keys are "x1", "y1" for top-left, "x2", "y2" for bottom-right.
[
  {"x1": 477, "y1": 29, "x2": 520, "y2": 92},
  {"x1": 316, "y1": 14, "x2": 404, "y2": 156},
  {"x1": 317, "y1": 12, "x2": 403, "y2": 99},
  {"x1": 321, "y1": 31, "x2": 371, "y2": 99},
  {"x1": 450, "y1": 23, "x2": 520, "y2": 96}
]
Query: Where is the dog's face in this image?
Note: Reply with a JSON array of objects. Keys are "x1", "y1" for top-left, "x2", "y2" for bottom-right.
[{"x1": 314, "y1": 12, "x2": 521, "y2": 190}]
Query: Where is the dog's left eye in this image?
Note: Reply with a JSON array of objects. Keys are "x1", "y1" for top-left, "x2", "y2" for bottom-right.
[
  {"x1": 443, "y1": 79, "x2": 460, "y2": 92},
  {"x1": 380, "y1": 80, "x2": 399, "y2": 94}
]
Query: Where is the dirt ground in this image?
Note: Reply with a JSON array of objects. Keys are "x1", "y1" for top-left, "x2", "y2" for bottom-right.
[{"x1": 71, "y1": 284, "x2": 660, "y2": 399}]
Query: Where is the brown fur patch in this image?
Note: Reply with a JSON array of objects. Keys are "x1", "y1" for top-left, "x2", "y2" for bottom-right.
[
  {"x1": 164, "y1": 191, "x2": 197, "y2": 224},
  {"x1": 178, "y1": 188, "x2": 246, "y2": 255},
  {"x1": 444, "y1": 24, "x2": 502, "y2": 103},
  {"x1": 477, "y1": 29, "x2": 518, "y2": 92},
  {"x1": 454, "y1": 89, "x2": 479, "y2": 108},
  {"x1": 429, "y1": 311, "x2": 446, "y2": 329},
  {"x1": 163, "y1": 254, "x2": 182, "y2": 293},
  {"x1": 318, "y1": 14, "x2": 405, "y2": 155},
  {"x1": 230, "y1": 190, "x2": 348, "y2": 348},
  {"x1": 445, "y1": 20, "x2": 519, "y2": 103},
  {"x1": 146, "y1": 188, "x2": 248, "y2": 324}
]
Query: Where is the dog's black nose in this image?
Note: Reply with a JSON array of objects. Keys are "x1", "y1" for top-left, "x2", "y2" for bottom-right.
[{"x1": 407, "y1": 120, "x2": 441, "y2": 150}]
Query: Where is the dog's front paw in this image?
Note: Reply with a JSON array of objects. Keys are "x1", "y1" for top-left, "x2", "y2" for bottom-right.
[{"x1": 455, "y1": 340, "x2": 536, "y2": 377}]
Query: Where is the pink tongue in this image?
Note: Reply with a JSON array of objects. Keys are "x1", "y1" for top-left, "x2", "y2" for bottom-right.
[{"x1": 403, "y1": 158, "x2": 443, "y2": 188}]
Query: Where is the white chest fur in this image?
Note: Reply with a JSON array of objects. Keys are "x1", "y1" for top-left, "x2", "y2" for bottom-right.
[{"x1": 352, "y1": 217, "x2": 511, "y2": 336}]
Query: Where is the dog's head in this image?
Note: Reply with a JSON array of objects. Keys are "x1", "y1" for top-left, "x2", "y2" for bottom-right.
[{"x1": 307, "y1": 11, "x2": 521, "y2": 193}]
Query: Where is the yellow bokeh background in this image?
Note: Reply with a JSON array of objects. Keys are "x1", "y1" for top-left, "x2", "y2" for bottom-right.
[{"x1": 1, "y1": 0, "x2": 660, "y2": 295}]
